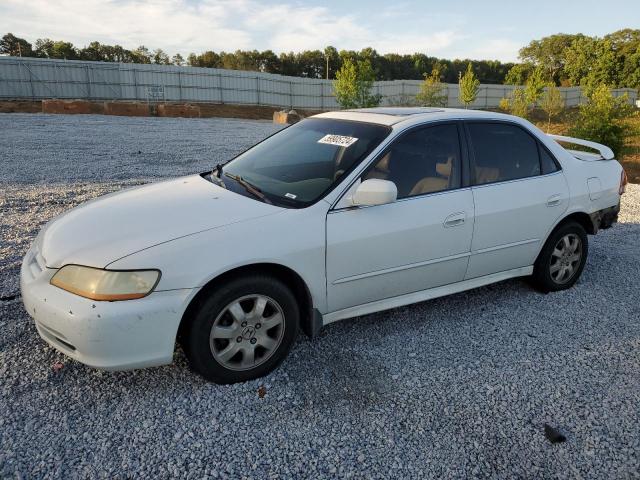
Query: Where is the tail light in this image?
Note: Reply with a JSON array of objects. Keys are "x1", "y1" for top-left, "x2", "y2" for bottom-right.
[{"x1": 619, "y1": 169, "x2": 628, "y2": 195}]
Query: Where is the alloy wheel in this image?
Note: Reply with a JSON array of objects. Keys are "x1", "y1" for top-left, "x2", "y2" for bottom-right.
[
  {"x1": 209, "y1": 294, "x2": 285, "y2": 371},
  {"x1": 549, "y1": 233, "x2": 582, "y2": 285}
]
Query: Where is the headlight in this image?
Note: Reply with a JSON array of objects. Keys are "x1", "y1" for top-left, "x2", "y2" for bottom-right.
[{"x1": 50, "y1": 265, "x2": 160, "y2": 301}]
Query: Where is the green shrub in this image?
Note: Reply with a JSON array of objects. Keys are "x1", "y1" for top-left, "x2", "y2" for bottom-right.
[
  {"x1": 539, "y1": 84, "x2": 565, "y2": 130},
  {"x1": 458, "y1": 63, "x2": 480, "y2": 108},
  {"x1": 416, "y1": 68, "x2": 448, "y2": 107},
  {"x1": 568, "y1": 84, "x2": 634, "y2": 157},
  {"x1": 501, "y1": 88, "x2": 530, "y2": 118},
  {"x1": 525, "y1": 67, "x2": 547, "y2": 106},
  {"x1": 333, "y1": 58, "x2": 381, "y2": 109}
]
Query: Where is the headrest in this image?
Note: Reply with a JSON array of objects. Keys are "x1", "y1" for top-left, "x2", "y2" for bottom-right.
[
  {"x1": 436, "y1": 156, "x2": 453, "y2": 177},
  {"x1": 476, "y1": 167, "x2": 500, "y2": 184}
]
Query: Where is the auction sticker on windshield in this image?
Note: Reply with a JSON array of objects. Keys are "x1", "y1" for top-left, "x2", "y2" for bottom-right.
[{"x1": 318, "y1": 134, "x2": 358, "y2": 148}]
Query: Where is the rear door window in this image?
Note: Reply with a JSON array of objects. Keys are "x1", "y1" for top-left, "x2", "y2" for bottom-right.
[
  {"x1": 467, "y1": 123, "x2": 541, "y2": 185},
  {"x1": 539, "y1": 145, "x2": 560, "y2": 174}
]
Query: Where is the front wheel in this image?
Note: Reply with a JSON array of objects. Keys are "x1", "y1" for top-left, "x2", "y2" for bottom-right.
[
  {"x1": 531, "y1": 221, "x2": 588, "y2": 293},
  {"x1": 184, "y1": 275, "x2": 299, "y2": 384}
]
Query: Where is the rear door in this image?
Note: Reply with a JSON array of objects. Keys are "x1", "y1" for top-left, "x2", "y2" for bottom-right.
[
  {"x1": 326, "y1": 123, "x2": 475, "y2": 312},
  {"x1": 464, "y1": 121, "x2": 568, "y2": 279}
]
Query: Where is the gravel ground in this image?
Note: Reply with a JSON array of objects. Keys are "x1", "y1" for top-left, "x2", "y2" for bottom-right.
[{"x1": 1, "y1": 113, "x2": 639, "y2": 479}]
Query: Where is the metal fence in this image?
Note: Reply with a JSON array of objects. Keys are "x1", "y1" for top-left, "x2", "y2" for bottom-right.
[{"x1": 0, "y1": 56, "x2": 637, "y2": 110}]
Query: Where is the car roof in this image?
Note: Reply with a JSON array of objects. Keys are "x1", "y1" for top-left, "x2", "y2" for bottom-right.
[{"x1": 312, "y1": 107, "x2": 518, "y2": 127}]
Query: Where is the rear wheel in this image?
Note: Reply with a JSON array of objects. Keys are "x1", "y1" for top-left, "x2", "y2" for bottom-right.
[
  {"x1": 531, "y1": 221, "x2": 588, "y2": 293},
  {"x1": 185, "y1": 275, "x2": 299, "y2": 384}
]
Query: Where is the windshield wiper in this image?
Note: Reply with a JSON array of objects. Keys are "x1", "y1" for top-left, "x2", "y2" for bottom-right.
[{"x1": 224, "y1": 172, "x2": 273, "y2": 205}]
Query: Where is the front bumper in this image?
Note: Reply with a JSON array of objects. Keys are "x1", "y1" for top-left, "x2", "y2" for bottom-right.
[{"x1": 20, "y1": 247, "x2": 194, "y2": 370}]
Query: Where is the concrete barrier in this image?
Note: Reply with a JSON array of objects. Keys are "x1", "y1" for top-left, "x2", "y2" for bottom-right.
[
  {"x1": 273, "y1": 110, "x2": 301, "y2": 124},
  {"x1": 198, "y1": 103, "x2": 278, "y2": 120},
  {"x1": 0, "y1": 100, "x2": 42, "y2": 113},
  {"x1": 103, "y1": 102, "x2": 150, "y2": 117},
  {"x1": 42, "y1": 100, "x2": 104, "y2": 115},
  {"x1": 1, "y1": 99, "x2": 322, "y2": 120},
  {"x1": 157, "y1": 103, "x2": 200, "y2": 118}
]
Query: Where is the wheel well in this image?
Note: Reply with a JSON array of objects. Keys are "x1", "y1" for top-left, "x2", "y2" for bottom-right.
[
  {"x1": 177, "y1": 263, "x2": 315, "y2": 342},
  {"x1": 555, "y1": 212, "x2": 596, "y2": 235}
]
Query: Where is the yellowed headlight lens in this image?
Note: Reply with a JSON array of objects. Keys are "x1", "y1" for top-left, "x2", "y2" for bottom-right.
[{"x1": 50, "y1": 265, "x2": 160, "y2": 301}]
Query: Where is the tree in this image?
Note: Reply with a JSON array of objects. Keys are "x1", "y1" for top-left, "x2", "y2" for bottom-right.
[
  {"x1": 258, "y1": 50, "x2": 279, "y2": 73},
  {"x1": 504, "y1": 62, "x2": 534, "y2": 85},
  {"x1": 188, "y1": 50, "x2": 220, "y2": 68},
  {"x1": 539, "y1": 84, "x2": 565, "y2": 131},
  {"x1": 525, "y1": 67, "x2": 547, "y2": 106},
  {"x1": 458, "y1": 63, "x2": 480, "y2": 108},
  {"x1": 607, "y1": 29, "x2": 640, "y2": 90},
  {"x1": 324, "y1": 46, "x2": 339, "y2": 79},
  {"x1": 0, "y1": 33, "x2": 33, "y2": 57},
  {"x1": 132, "y1": 46, "x2": 152, "y2": 64},
  {"x1": 35, "y1": 38, "x2": 78, "y2": 60},
  {"x1": 518, "y1": 33, "x2": 583, "y2": 84},
  {"x1": 152, "y1": 49, "x2": 170, "y2": 65},
  {"x1": 333, "y1": 58, "x2": 359, "y2": 108},
  {"x1": 416, "y1": 67, "x2": 448, "y2": 107},
  {"x1": 103, "y1": 44, "x2": 130, "y2": 62},
  {"x1": 568, "y1": 84, "x2": 634, "y2": 158},
  {"x1": 34, "y1": 38, "x2": 54, "y2": 57},
  {"x1": 513, "y1": 30, "x2": 640, "y2": 89},
  {"x1": 80, "y1": 41, "x2": 105, "y2": 61},
  {"x1": 333, "y1": 58, "x2": 381, "y2": 109},
  {"x1": 564, "y1": 37, "x2": 618, "y2": 95},
  {"x1": 500, "y1": 88, "x2": 529, "y2": 118},
  {"x1": 172, "y1": 53, "x2": 185, "y2": 66}
]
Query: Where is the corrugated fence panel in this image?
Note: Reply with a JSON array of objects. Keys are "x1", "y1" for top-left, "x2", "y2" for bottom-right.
[
  {"x1": 0, "y1": 56, "x2": 637, "y2": 109},
  {"x1": 88, "y1": 64, "x2": 121, "y2": 100},
  {"x1": 0, "y1": 60, "x2": 30, "y2": 98},
  {"x1": 59, "y1": 63, "x2": 91, "y2": 99}
]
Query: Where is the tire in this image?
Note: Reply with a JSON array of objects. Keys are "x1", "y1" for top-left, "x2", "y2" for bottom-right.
[
  {"x1": 184, "y1": 275, "x2": 299, "y2": 384},
  {"x1": 531, "y1": 221, "x2": 588, "y2": 293}
]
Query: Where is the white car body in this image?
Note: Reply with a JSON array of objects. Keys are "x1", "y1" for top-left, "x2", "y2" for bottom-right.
[{"x1": 21, "y1": 108, "x2": 623, "y2": 371}]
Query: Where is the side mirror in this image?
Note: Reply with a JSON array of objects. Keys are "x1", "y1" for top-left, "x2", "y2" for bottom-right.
[{"x1": 351, "y1": 179, "x2": 397, "y2": 206}]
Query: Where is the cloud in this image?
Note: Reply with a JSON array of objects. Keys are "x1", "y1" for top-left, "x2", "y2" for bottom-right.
[
  {"x1": 1, "y1": 0, "x2": 252, "y2": 53},
  {"x1": 241, "y1": 3, "x2": 371, "y2": 52},
  {"x1": 467, "y1": 38, "x2": 522, "y2": 62},
  {"x1": 0, "y1": 0, "x2": 515, "y2": 61},
  {"x1": 371, "y1": 30, "x2": 462, "y2": 55}
]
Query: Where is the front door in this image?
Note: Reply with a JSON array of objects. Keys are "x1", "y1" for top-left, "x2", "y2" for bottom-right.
[{"x1": 326, "y1": 123, "x2": 475, "y2": 313}]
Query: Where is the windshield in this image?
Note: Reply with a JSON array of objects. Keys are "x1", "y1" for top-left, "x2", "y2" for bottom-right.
[{"x1": 222, "y1": 118, "x2": 391, "y2": 207}]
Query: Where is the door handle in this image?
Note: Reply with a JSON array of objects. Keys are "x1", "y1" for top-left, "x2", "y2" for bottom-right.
[
  {"x1": 444, "y1": 212, "x2": 466, "y2": 228},
  {"x1": 547, "y1": 194, "x2": 562, "y2": 207}
]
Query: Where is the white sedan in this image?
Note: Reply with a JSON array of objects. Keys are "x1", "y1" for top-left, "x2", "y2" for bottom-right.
[{"x1": 21, "y1": 108, "x2": 626, "y2": 384}]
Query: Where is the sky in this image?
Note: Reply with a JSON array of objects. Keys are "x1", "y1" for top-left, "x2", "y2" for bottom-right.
[{"x1": 1, "y1": 0, "x2": 639, "y2": 62}]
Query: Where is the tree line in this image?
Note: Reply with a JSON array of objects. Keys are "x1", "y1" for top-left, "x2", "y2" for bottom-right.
[
  {"x1": 503, "y1": 30, "x2": 640, "y2": 91},
  {"x1": 0, "y1": 33, "x2": 511, "y2": 83},
  {"x1": 1, "y1": 30, "x2": 639, "y2": 90}
]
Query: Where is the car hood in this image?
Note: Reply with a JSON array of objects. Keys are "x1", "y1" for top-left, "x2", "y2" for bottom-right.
[{"x1": 39, "y1": 175, "x2": 283, "y2": 268}]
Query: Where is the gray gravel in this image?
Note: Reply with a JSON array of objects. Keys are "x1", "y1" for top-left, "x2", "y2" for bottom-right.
[{"x1": 1, "y1": 113, "x2": 639, "y2": 479}]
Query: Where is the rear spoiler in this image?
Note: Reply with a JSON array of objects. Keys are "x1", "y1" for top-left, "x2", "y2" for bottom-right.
[{"x1": 548, "y1": 134, "x2": 615, "y2": 160}]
